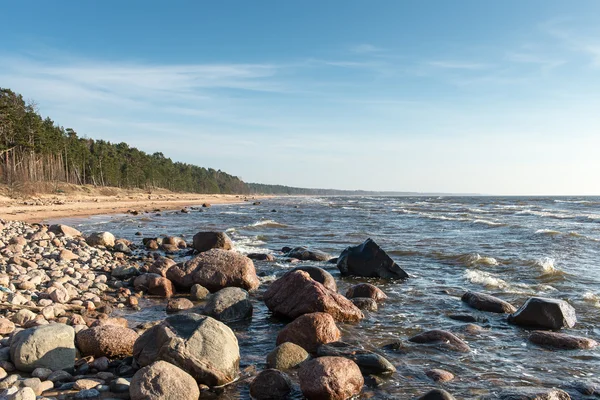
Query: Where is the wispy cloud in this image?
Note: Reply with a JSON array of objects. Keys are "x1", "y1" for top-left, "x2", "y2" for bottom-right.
[
  {"x1": 541, "y1": 20, "x2": 600, "y2": 67},
  {"x1": 426, "y1": 60, "x2": 491, "y2": 70},
  {"x1": 350, "y1": 44, "x2": 386, "y2": 54}
]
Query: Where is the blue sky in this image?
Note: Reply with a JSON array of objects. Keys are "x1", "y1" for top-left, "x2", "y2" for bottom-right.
[{"x1": 2, "y1": 1, "x2": 600, "y2": 194}]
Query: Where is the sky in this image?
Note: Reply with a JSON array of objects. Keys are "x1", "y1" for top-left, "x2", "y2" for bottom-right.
[{"x1": 1, "y1": 1, "x2": 600, "y2": 195}]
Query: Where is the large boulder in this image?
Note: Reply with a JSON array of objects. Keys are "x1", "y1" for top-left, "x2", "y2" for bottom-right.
[
  {"x1": 337, "y1": 238, "x2": 408, "y2": 279},
  {"x1": 76, "y1": 325, "x2": 139, "y2": 358},
  {"x1": 48, "y1": 224, "x2": 81, "y2": 237},
  {"x1": 508, "y1": 297, "x2": 576, "y2": 330},
  {"x1": 148, "y1": 257, "x2": 177, "y2": 277},
  {"x1": 264, "y1": 271, "x2": 363, "y2": 322},
  {"x1": 286, "y1": 247, "x2": 332, "y2": 261},
  {"x1": 10, "y1": 324, "x2": 76, "y2": 372},
  {"x1": 316, "y1": 342, "x2": 396, "y2": 375},
  {"x1": 86, "y1": 232, "x2": 115, "y2": 247},
  {"x1": 192, "y1": 232, "x2": 233, "y2": 253},
  {"x1": 408, "y1": 330, "x2": 471, "y2": 352},
  {"x1": 249, "y1": 369, "x2": 293, "y2": 400},
  {"x1": 288, "y1": 266, "x2": 337, "y2": 292},
  {"x1": 133, "y1": 313, "x2": 239, "y2": 386},
  {"x1": 203, "y1": 287, "x2": 253, "y2": 322},
  {"x1": 298, "y1": 357, "x2": 364, "y2": 400},
  {"x1": 528, "y1": 331, "x2": 598, "y2": 350},
  {"x1": 130, "y1": 361, "x2": 200, "y2": 400},
  {"x1": 167, "y1": 249, "x2": 259, "y2": 291},
  {"x1": 267, "y1": 342, "x2": 310, "y2": 370},
  {"x1": 276, "y1": 312, "x2": 341, "y2": 353},
  {"x1": 345, "y1": 283, "x2": 387, "y2": 302},
  {"x1": 461, "y1": 291, "x2": 517, "y2": 313}
]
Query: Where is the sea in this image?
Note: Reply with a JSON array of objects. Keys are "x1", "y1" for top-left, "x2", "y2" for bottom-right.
[{"x1": 53, "y1": 196, "x2": 600, "y2": 399}]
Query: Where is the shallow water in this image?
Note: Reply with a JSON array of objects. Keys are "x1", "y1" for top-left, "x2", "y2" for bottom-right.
[{"x1": 54, "y1": 196, "x2": 600, "y2": 398}]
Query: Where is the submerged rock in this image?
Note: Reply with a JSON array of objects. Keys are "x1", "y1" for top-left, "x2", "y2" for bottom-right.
[
  {"x1": 276, "y1": 312, "x2": 341, "y2": 353},
  {"x1": 130, "y1": 360, "x2": 200, "y2": 400},
  {"x1": 419, "y1": 389, "x2": 457, "y2": 400},
  {"x1": 425, "y1": 369, "x2": 455, "y2": 383},
  {"x1": 298, "y1": 357, "x2": 364, "y2": 400},
  {"x1": 528, "y1": 331, "x2": 598, "y2": 350},
  {"x1": 337, "y1": 238, "x2": 408, "y2": 279},
  {"x1": 346, "y1": 283, "x2": 387, "y2": 302},
  {"x1": 249, "y1": 369, "x2": 293, "y2": 400},
  {"x1": 351, "y1": 297, "x2": 378, "y2": 311},
  {"x1": 316, "y1": 342, "x2": 396, "y2": 375},
  {"x1": 461, "y1": 291, "x2": 517, "y2": 313},
  {"x1": 285, "y1": 246, "x2": 332, "y2": 261},
  {"x1": 408, "y1": 330, "x2": 471, "y2": 352},
  {"x1": 508, "y1": 297, "x2": 576, "y2": 330},
  {"x1": 481, "y1": 387, "x2": 571, "y2": 400},
  {"x1": 204, "y1": 287, "x2": 253, "y2": 322}
]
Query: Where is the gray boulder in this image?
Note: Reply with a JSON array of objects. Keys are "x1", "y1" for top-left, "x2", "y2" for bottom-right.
[
  {"x1": 204, "y1": 287, "x2": 253, "y2": 322},
  {"x1": 508, "y1": 297, "x2": 576, "y2": 330},
  {"x1": 130, "y1": 360, "x2": 200, "y2": 400},
  {"x1": 337, "y1": 238, "x2": 408, "y2": 279},
  {"x1": 286, "y1": 247, "x2": 332, "y2": 261},
  {"x1": 10, "y1": 324, "x2": 75, "y2": 372},
  {"x1": 249, "y1": 369, "x2": 293, "y2": 400}
]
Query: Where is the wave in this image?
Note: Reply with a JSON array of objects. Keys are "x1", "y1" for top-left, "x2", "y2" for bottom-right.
[
  {"x1": 583, "y1": 292, "x2": 600, "y2": 307},
  {"x1": 432, "y1": 252, "x2": 499, "y2": 266},
  {"x1": 534, "y1": 229, "x2": 600, "y2": 242},
  {"x1": 472, "y1": 219, "x2": 506, "y2": 227},
  {"x1": 464, "y1": 270, "x2": 508, "y2": 289},
  {"x1": 525, "y1": 257, "x2": 564, "y2": 276},
  {"x1": 535, "y1": 229, "x2": 562, "y2": 236},
  {"x1": 247, "y1": 220, "x2": 288, "y2": 228},
  {"x1": 554, "y1": 199, "x2": 594, "y2": 204}
]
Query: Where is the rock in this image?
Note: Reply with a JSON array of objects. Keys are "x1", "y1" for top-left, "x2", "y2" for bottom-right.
[
  {"x1": 190, "y1": 284, "x2": 209, "y2": 300},
  {"x1": 167, "y1": 249, "x2": 260, "y2": 291},
  {"x1": 76, "y1": 325, "x2": 139, "y2": 358},
  {"x1": 426, "y1": 369, "x2": 455, "y2": 382},
  {"x1": 10, "y1": 323, "x2": 76, "y2": 372},
  {"x1": 351, "y1": 297, "x2": 378, "y2": 311},
  {"x1": 112, "y1": 265, "x2": 139, "y2": 279},
  {"x1": 86, "y1": 232, "x2": 115, "y2": 247},
  {"x1": 204, "y1": 287, "x2": 252, "y2": 322},
  {"x1": 276, "y1": 312, "x2": 341, "y2": 353},
  {"x1": 247, "y1": 253, "x2": 276, "y2": 262},
  {"x1": 461, "y1": 291, "x2": 517, "y2": 313},
  {"x1": 508, "y1": 297, "x2": 577, "y2": 330},
  {"x1": 285, "y1": 247, "x2": 332, "y2": 261},
  {"x1": 192, "y1": 232, "x2": 233, "y2": 253},
  {"x1": 267, "y1": 342, "x2": 310, "y2": 370},
  {"x1": 74, "y1": 389, "x2": 101, "y2": 399},
  {"x1": 166, "y1": 298, "x2": 194, "y2": 313},
  {"x1": 481, "y1": 388, "x2": 571, "y2": 400},
  {"x1": 408, "y1": 330, "x2": 471, "y2": 352},
  {"x1": 7, "y1": 387, "x2": 36, "y2": 400},
  {"x1": 162, "y1": 236, "x2": 186, "y2": 249},
  {"x1": 288, "y1": 266, "x2": 337, "y2": 292},
  {"x1": 133, "y1": 313, "x2": 239, "y2": 386},
  {"x1": 90, "y1": 357, "x2": 109, "y2": 371},
  {"x1": 528, "y1": 331, "x2": 598, "y2": 350},
  {"x1": 74, "y1": 378, "x2": 103, "y2": 390},
  {"x1": 47, "y1": 370, "x2": 73, "y2": 384},
  {"x1": 114, "y1": 242, "x2": 131, "y2": 253},
  {"x1": 145, "y1": 239, "x2": 159, "y2": 250},
  {"x1": 263, "y1": 270, "x2": 363, "y2": 322},
  {"x1": 13, "y1": 309, "x2": 37, "y2": 326},
  {"x1": 31, "y1": 367, "x2": 52, "y2": 380},
  {"x1": 345, "y1": 283, "x2": 387, "y2": 302},
  {"x1": 337, "y1": 238, "x2": 408, "y2": 279},
  {"x1": 130, "y1": 360, "x2": 200, "y2": 400},
  {"x1": 49, "y1": 224, "x2": 81, "y2": 237},
  {"x1": 298, "y1": 357, "x2": 363, "y2": 400},
  {"x1": 148, "y1": 257, "x2": 176, "y2": 277},
  {"x1": 22, "y1": 377, "x2": 53, "y2": 395},
  {"x1": 110, "y1": 377, "x2": 130, "y2": 393},
  {"x1": 316, "y1": 342, "x2": 396, "y2": 375},
  {"x1": 0, "y1": 318, "x2": 15, "y2": 334},
  {"x1": 90, "y1": 317, "x2": 129, "y2": 328},
  {"x1": 249, "y1": 369, "x2": 293, "y2": 400},
  {"x1": 148, "y1": 276, "x2": 175, "y2": 298},
  {"x1": 58, "y1": 249, "x2": 79, "y2": 261},
  {"x1": 419, "y1": 389, "x2": 457, "y2": 400},
  {"x1": 134, "y1": 273, "x2": 160, "y2": 291}
]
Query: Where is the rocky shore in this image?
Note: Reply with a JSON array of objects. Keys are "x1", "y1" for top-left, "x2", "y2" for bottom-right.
[{"x1": 0, "y1": 217, "x2": 597, "y2": 399}]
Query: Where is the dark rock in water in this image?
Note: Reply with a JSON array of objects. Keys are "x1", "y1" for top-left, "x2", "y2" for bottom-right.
[
  {"x1": 267, "y1": 342, "x2": 310, "y2": 370},
  {"x1": 425, "y1": 369, "x2": 455, "y2": 383},
  {"x1": 481, "y1": 387, "x2": 571, "y2": 400},
  {"x1": 249, "y1": 369, "x2": 293, "y2": 400},
  {"x1": 276, "y1": 312, "x2": 341, "y2": 353},
  {"x1": 288, "y1": 266, "x2": 337, "y2": 292},
  {"x1": 337, "y1": 238, "x2": 408, "y2": 279},
  {"x1": 351, "y1": 297, "x2": 378, "y2": 311},
  {"x1": 166, "y1": 298, "x2": 194, "y2": 313},
  {"x1": 528, "y1": 331, "x2": 598, "y2": 350},
  {"x1": 192, "y1": 231, "x2": 233, "y2": 253},
  {"x1": 263, "y1": 270, "x2": 363, "y2": 322},
  {"x1": 461, "y1": 291, "x2": 517, "y2": 313},
  {"x1": 447, "y1": 313, "x2": 489, "y2": 323},
  {"x1": 286, "y1": 246, "x2": 332, "y2": 261},
  {"x1": 408, "y1": 330, "x2": 471, "y2": 352},
  {"x1": 346, "y1": 283, "x2": 387, "y2": 302},
  {"x1": 562, "y1": 380, "x2": 600, "y2": 396},
  {"x1": 327, "y1": 257, "x2": 338, "y2": 264},
  {"x1": 316, "y1": 342, "x2": 396, "y2": 375},
  {"x1": 281, "y1": 246, "x2": 292, "y2": 253},
  {"x1": 299, "y1": 357, "x2": 364, "y2": 400},
  {"x1": 508, "y1": 297, "x2": 576, "y2": 330},
  {"x1": 203, "y1": 287, "x2": 253, "y2": 322},
  {"x1": 247, "y1": 253, "x2": 276, "y2": 261},
  {"x1": 419, "y1": 389, "x2": 456, "y2": 400}
]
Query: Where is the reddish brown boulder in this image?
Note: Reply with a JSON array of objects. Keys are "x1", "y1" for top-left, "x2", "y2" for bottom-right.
[
  {"x1": 167, "y1": 249, "x2": 259, "y2": 291},
  {"x1": 461, "y1": 291, "x2": 516, "y2": 313},
  {"x1": 345, "y1": 283, "x2": 387, "y2": 302},
  {"x1": 148, "y1": 276, "x2": 174, "y2": 298},
  {"x1": 529, "y1": 331, "x2": 598, "y2": 350},
  {"x1": 149, "y1": 257, "x2": 177, "y2": 277},
  {"x1": 298, "y1": 357, "x2": 363, "y2": 400},
  {"x1": 264, "y1": 271, "x2": 363, "y2": 322},
  {"x1": 166, "y1": 298, "x2": 194, "y2": 313},
  {"x1": 134, "y1": 273, "x2": 161, "y2": 292},
  {"x1": 162, "y1": 236, "x2": 187, "y2": 249},
  {"x1": 276, "y1": 312, "x2": 341, "y2": 353},
  {"x1": 409, "y1": 330, "x2": 471, "y2": 352},
  {"x1": 192, "y1": 232, "x2": 233, "y2": 252},
  {"x1": 76, "y1": 325, "x2": 138, "y2": 358},
  {"x1": 426, "y1": 368, "x2": 455, "y2": 382}
]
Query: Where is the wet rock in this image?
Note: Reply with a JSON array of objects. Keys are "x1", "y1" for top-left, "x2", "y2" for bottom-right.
[
  {"x1": 166, "y1": 298, "x2": 194, "y2": 313},
  {"x1": 133, "y1": 313, "x2": 239, "y2": 386},
  {"x1": 90, "y1": 357, "x2": 109, "y2": 371},
  {"x1": 192, "y1": 231, "x2": 233, "y2": 253},
  {"x1": 276, "y1": 312, "x2": 341, "y2": 353},
  {"x1": 508, "y1": 297, "x2": 577, "y2": 330},
  {"x1": 148, "y1": 276, "x2": 175, "y2": 298},
  {"x1": 426, "y1": 368, "x2": 455, "y2": 382},
  {"x1": 190, "y1": 284, "x2": 210, "y2": 300},
  {"x1": 76, "y1": 325, "x2": 139, "y2": 358},
  {"x1": 447, "y1": 313, "x2": 488, "y2": 323},
  {"x1": 408, "y1": 330, "x2": 471, "y2": 352},
  {"x1": 419, "y1": 389, "x2": 457, "y2": 400},
  {"x1": 266, "y1": 342, "x2": 310, "y2": 370},
  {"x1": 346, "y1": 283, "x2": 387, "y2": 302},
  {"x1": 130, "y1": 360, "x2": 200, "y2": 400},
  {"x1": 247, "y1": 253, "x2": 276, "y2": 262},
  {"x1": 337, "y1": 238, "x2": 408, "y2": 279},
  {"x1": 10, "y1": 323, "x2": 76, "y2": 372},
  {"x1": 204, "y1": 287, "x2": 253, "y2": 322},
  {"x1": 351, "y1": 297, "x2": 378, "y2": 311},
  {"x1": 162, "y1": 236, "x2": 187, "y2": 249},
  {"x1": 288, "y1": 266, "x2": 337, "y2": 292},
  {"x1": 562, "y1": 380, "x2": 600, "y2": 396},
  {"x1": 298, "y1": 356, "x2": 364, "y2": 400},
  {"x1": 148, "y1": 257, "x2": 176, "y2": 277},
  {"x1": 250, "y1": 369, "x2": 293, "y2": 400},
  {"x1": 86, "y1": 232, "x2": 115, "y2": 247},
  {"x1": 481, "y1": 387, "x2": 571, "y2": 400},
  {"x1": 528, "y1": 331, "x2": 598, "y2": 350},
  {"x1": 167, "y1": 249, "x2": 259, "y2": 291},
  {"x1": 285, "y1": 246, "x2": 332, "y2": 261},
  {"x1": 461, "y1": 291, "x2": 517, "y2": 313},
  {"x1": 316, "y1": 342, "x2": 396, "y2": 375},
  {"x1": 264, "y1": 270, "x2": 363, "y2": 322},
  {"x1": 49, "y1": 224, "x2": 81, "y2": 237},
  {"x1": 134, "y1": 273, "x2": 161, "y2": 291}
]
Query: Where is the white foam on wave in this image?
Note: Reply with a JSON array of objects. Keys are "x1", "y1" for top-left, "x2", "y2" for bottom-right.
[
  {"x1": 535, "y1": 229, "x2": 562, "y2": 235},
  {"x1": 472, "y1": 219, "x2": 505, "y2": 226},
  {"x1": 461, "y1": 253, "x2": 499, "y2": 266},
  {"x1": 464, "y1": 270, "x2": 508, "y2": 289},
  {"x1": 555, "y1": 199, "x2": 593, "y2": 204},
  {"x1": 531, "y1": 257, "x2": 562, "y2": 276},
  {"x1": 583, "y1": 292, "x2": 600, "y2": 307},
  {"x1": 249, "y1": 220, "x2": 288, "y2": 228},
  {"x1": 232, "y1": 236, "x2": 269, "y2": 254}
]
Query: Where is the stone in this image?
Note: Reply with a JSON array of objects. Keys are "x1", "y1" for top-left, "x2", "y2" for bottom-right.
[
  {"x1": 508, "y1": 297, "x2": 577, "y2": 330},
  {"x1": 48, "y1": 224, "x2": 81, "y2": 237},
  {"x1": 13, "y1": 309, "x2": 37, "y2": 326},
  {"x1": 298, "y1": 357, "x2": 363, "y2": 400},
  {"x1": 408, "y1": 330, "x2": 471, "y2": 352},
  {"x1": 0, "y1": 318, "x2": 15, "y2": 334},
  {"x1": 316, "y1": 342, "x2": 396, "y2": 375},
  {"x1": 351, "y1": 297, "x2": 378, "y2": 311},
  {"x1": 133, "y1": 313, "x2": 239, "y2": 386},
  {"x1": 133, "y1": 273, "x2": 161, "y2": 292},
  {"x1": 419, "y1": 389, "x2": 457, "y2": 400},
  {"x1": 74, "y1": 379, "x2": 103, "y2": 390},
  {"x1": 76, "y1": 325, "x2": 139, "y2": 358},
  {"x1": 247, "y1": 253, "x2": 276, "y2": 262},
  {"x1": 86, "y1": 232, "x2": 115, "y2": 247},
  {"x1": 148, "y1": 276, "x2": 175, "y2": 298},
  {"x1": 148, "y1": 257, "x2": 176, "y2": 277},
  {"x1": 10, "y1": 323, "x2": 76, "y2": 372},
  {"x1": 22, "y1": 377, "x2": 52, "y2": 395},
  {"x1": 267, "y1": 342, "x2": 310, "y2": 370},
  {"x1": 90, "y1": 357, "x2": 109, "y2": 371},
  {"x1": 528, "y1": 331, "x2": 598, "y2": 350},
  {"x1": 285, "y1": 247, "x2": 332, "y2": 261},
  {"x1": 190, "y1": 284, "x2": 209, "y2": 300},
  {"x1": 162, "y1": 236, "x2": 186, "y2": 248},
  {"x1": 204, "y1": 287, "x2": 253, "y2": 322},
  {"x1": 426, "y1": 368, "x2": 455, "y2": 382},
  {"x1": 166, "y1": 298, "x2": 194, "y2": 313},
  {"x1": 7, "y1": 387, "x2": 36, "y2": 400},
  {"x1": 74, "y1": 389, "x2": 101, "y2": 399},
  {"x1": 47, "y1": 370, "x2": 73, "y2": 383},
  {"x1": 337, "y1": 238, "x2": 408, "y2": 279},
  {"x1": 192, "y1": 231, "x2": 233, "y2": 252},
  {"x1": 345, "y1": 283, "x2": 387, "y2": 302},
  {"x1": 130, "y1": 360, "x2": 200, "y2": 400},
  {"x1": 249, "y1": 369, "x2": 293, "y2": 400},
  {"x1": 49, "y1": 284, "x2": 70, "y2": 304},
  {"x1": 58, "y1": 249, "x2": 78, "y2": 261},
  {"x1": 481, "y1": 388, "x2": 571, "y2": 400},
  {"x1": 276, "y1": 312, "x2": 341, "y2": 353},
  {"x1": 167, "y1": 248, "x2": 259, "y2": 291},
  {"x1": 263, "y1": 270, "x2": 363, "y2": 322},
  {"x1": 288, "y1": 266, "x2": 337, "y2": 292},
  {"x1": 31, "y1": 367, "x2": 52, "y2": 380},
  {"x1": 110, "y1": 377, "x2": 130, "y2": 393},
  {"x1": 111, "y1": 265, "x2": 139, "y2": 279},
  {"x1": 461, "y1": 291, "x2": 517, "y2": 313}
]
